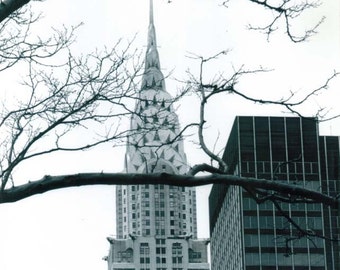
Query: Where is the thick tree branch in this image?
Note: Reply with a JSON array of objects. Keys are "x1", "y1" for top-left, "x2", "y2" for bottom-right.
[
  {"x1": 188, "y1": 163, "x2": 225, "y2": 176},
  {"x1": 0, "y1": 172, "x2": 338, "y2": 208}
]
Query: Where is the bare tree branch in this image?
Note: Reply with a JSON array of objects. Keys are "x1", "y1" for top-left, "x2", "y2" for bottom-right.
[
  {"x1": 0, "y1": 172, "x2": 338, "y2": 207},
  {"x1": 187, "y1": 52, "x2": 339, "y2": 123},
  {"x1": 247, "y1": 0, "x2": 325, "y2": 42}
]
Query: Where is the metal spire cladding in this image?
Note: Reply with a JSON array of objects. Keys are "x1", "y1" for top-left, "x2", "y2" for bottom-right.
[{"x1": 124, "y1": 0, "x2": 188, "y2": 177}]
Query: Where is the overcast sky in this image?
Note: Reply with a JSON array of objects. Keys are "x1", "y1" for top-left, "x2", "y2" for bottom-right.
[{"x1": 0, "y1": 1, "x2": 339, "y2": 270}]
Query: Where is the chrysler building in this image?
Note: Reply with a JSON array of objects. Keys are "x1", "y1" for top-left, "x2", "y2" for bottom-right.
[{"x1": 105, "y1": 1, "x2": 210, "y2": 269}]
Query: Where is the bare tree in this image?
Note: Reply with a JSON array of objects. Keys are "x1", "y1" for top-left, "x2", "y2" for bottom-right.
[
  {"x1": 0, "y1": 1, "x2": 338, "y2": 264},
  {"x1": 0, "y1": 0, "x2": 338, "y2": 208},
  {"x1": 0, "y1": 0, "x2": 326, "y2": 43},
  {"x1": 224, "y1": 0, "x2": 325, "y2": 42}
]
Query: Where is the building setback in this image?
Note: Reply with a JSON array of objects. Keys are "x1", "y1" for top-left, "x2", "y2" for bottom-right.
[
  {"x1": 209, "y1": 116, "x2": 339, "y2": 270},
  {"x1": 105, "y1": 1, "x2": 209, "y2": 270}
]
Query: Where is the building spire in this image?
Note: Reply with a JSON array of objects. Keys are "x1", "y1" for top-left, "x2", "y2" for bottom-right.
[
  {"x1": 149, "y1": 0, "x2": 154, "y2": 25},
  {"x1": 141, "y1": 0, "x2": 165, "y2": 91},
  {"x1": 146, "y1": 0, "x2": 157, "y2": 53}
]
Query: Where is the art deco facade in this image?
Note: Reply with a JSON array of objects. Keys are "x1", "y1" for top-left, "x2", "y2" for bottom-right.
[
  {"x1": 209, "y1": 116, "x2": 339, "y2": 270},
  {"x1": 105, "y1": 1, "x2": 209, "y2": 270}
]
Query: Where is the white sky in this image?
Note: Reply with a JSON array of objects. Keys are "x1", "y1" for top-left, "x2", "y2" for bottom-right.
[{"x1": 0, "y1": 0, "x2": 339, "y2": 269}]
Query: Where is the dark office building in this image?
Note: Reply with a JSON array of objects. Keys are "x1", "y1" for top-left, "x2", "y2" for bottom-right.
[
  {"x1": 319, "y1": 136, "x2": 340, "y2": 269},
  {"x1": 209, "y1": 116, "x2": 339, "y2": 270}
]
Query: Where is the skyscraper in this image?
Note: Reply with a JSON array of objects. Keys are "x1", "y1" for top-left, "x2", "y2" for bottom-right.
[
  {"x1": 105, "y1": 1, "x2": 210, "y2": 269},
  {"x1": 209, "y1": 116, "x2": 339, "y2": 270}
]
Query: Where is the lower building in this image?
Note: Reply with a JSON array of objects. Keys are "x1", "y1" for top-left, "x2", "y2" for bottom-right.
[
  {"x1": 209, "y1": 116, "x2": 340, "y2": 270},
  {"x1": 106, "y1": 235, "x2": 210, "y2": 270}
]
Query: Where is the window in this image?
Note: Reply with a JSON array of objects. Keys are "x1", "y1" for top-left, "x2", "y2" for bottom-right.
[
  {"x1": 156, "y1": 238, "x2": 166, "y2": 245},
  {"x1": 189, "y1": 249, "x2": 201, "y2": 263},
  {"x1": 172, "y1": 243, "x2": 182, "y2": 255},
  {"x1": 172, "y1": 257, "x2": 183, "y2": 264},
  {"x1": 155, "y1": 247, "x2": 166, "y2": 255},
  {"x1": 117, "y1": 249, "x2": 133, "y2": 263},
  {"x1": 140, "y1": 243, "x2": 150, "y2": 255},
  {"x1": 140, "y1": 257, "x2": 150, "y2": 264}
]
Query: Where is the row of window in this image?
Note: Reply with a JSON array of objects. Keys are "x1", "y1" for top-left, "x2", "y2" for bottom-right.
[
  {"x1": 243, "y1": 215, "x2": 323, "y2": 230},
  {"x1": 243, "y1": 197, "x2": 322, "y2": 213},
  {"x1": 241, "y1": 161, "x2": 319, "y2": 176},
  {"x1": 122, "y1": 185, "x2": 193, "y2": 195},
  {"x1": 245, "y1": 252, "x2": 325, "y2": 266},
  {"x1": 244, "y1": 233, "x2": 324, "y2": 249}
]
